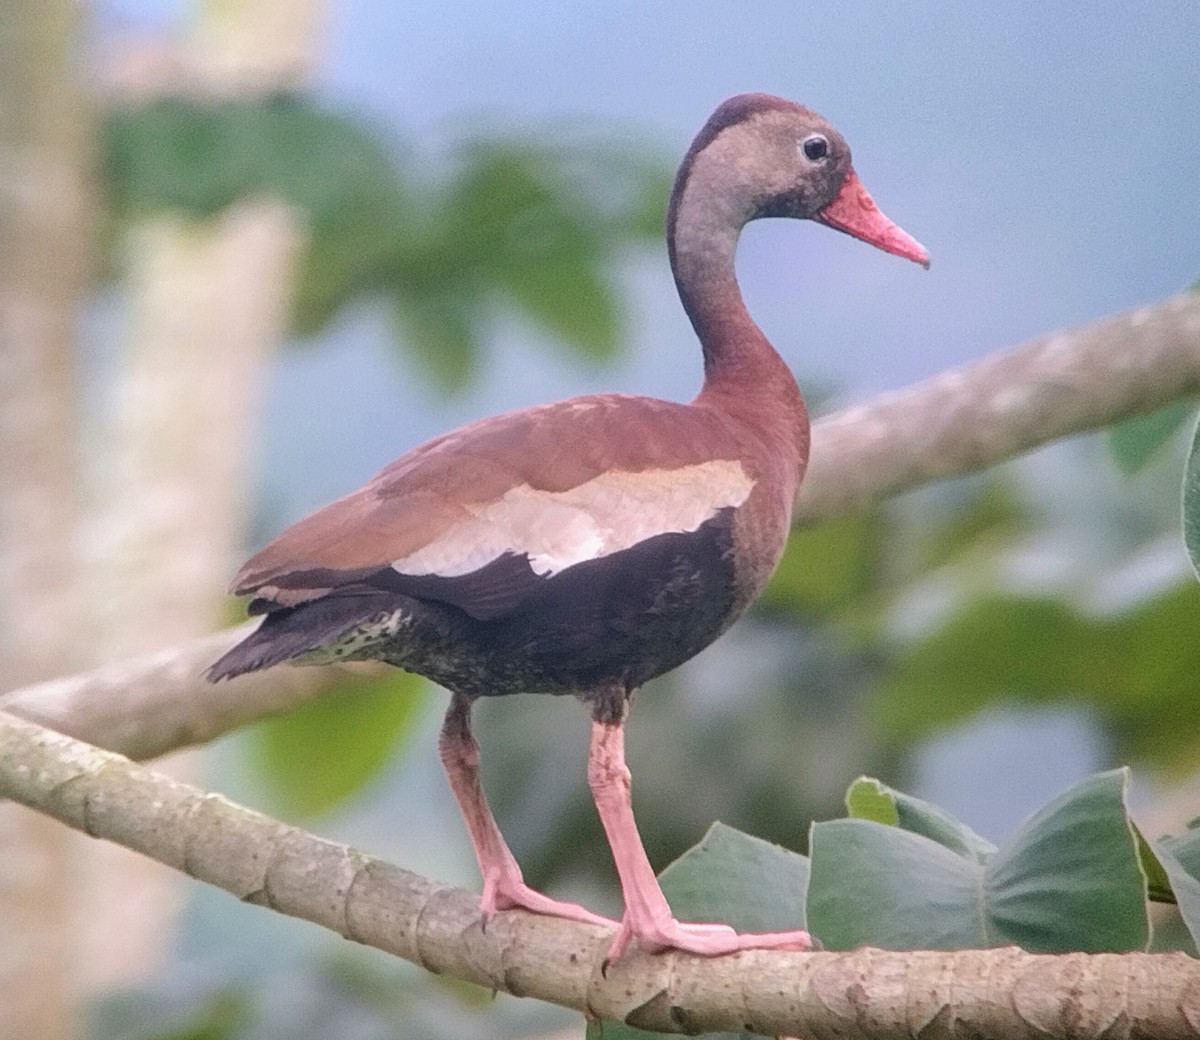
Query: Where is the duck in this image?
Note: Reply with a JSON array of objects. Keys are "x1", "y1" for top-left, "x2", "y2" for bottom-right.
[{"x1": 209, "y1": 92, "x2": 929, "y2": 961}]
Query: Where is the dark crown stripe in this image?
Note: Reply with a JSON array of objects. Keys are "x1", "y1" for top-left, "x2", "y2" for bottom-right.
[{"x1": 666, "y1": 93, "x2": 807, "y2": 257}]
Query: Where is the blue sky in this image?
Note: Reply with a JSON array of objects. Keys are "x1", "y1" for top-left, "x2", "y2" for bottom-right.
[{"x1": 104, "y1": 0, "x2": 1200, "y2": 517}]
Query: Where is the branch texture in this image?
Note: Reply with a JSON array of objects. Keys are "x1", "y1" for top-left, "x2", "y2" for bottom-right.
[
  {"x1": 1, "y1": 711, "x2": 1197, "y2": 1039},
  {"x1": 796, "y1": 289, "x2": 1200, "y2": 521},
  {"x1": 0, "y1": 623, "x2": 381, "y2": 761}
]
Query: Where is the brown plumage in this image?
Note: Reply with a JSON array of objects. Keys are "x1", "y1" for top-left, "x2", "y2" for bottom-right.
[{"x1": 209, "y1": 93, "x2": 928, "y2": 960}]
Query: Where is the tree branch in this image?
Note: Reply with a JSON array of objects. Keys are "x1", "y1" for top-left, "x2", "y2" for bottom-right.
[
  {"x1": 796, "y1": 288, "x2": 1200, "y2": 521},
  {"x1": 0, "y1": 623, "x2": 382, "y2": 762},
  {"x1": 1, "y1": 711, "x2": 1196, "y2": 1039}
]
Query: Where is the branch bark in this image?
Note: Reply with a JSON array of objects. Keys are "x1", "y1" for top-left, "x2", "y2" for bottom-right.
[
  {"x1": 0, "y1": 623, "x2": 382, "y2": 762},
  {"x1": 1, "y1": 711, "x2": 1196, "y2": 1039},
  {"x1": 796, "y1": 288, "x2": 1200, "y2": 521}
]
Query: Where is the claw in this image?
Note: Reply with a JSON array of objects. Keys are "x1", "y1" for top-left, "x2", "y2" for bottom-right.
[{"x1": 484, "y1": 876, "x2": 615, "y2": 930}]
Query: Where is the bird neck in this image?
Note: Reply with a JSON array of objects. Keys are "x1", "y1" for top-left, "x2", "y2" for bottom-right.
[{"x1": 668, "y1": 175, "x2": 807, "y2": 434}]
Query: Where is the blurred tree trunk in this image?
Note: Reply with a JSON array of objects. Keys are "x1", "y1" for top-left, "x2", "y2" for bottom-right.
[
  {"x1": 0, "y1": 1, "x2": 93, "y2": 1037},
  {"x1": 75, "y1": 0, "x2": 320, "y2": 998},
  {"x1": 87, "y1": 204, "x2": 301, "y2": 666},
  {"x1": 75, "y1": 200, "x2": 304, "y2": 994},
  {"x1": 1, "y1": 0, "x2": 323, "y2": 1031}
]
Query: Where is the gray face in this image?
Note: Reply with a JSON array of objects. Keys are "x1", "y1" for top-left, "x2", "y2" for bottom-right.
[
  {"x1": 730, "y1": 107, "x2": 854, "y2": 222},
  {"x1": 667, "y1": 96, "x2": 856, "y2": 256}
]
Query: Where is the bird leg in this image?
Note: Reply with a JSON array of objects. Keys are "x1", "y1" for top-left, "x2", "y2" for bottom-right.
[
  {"x1": 587, "y1": 704, "x2": 814, "y2": 962},
  {"x1": 437, "y1": 693, "x2": 612, "y2": 928}
]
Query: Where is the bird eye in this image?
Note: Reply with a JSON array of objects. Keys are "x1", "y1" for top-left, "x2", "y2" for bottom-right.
[{"x1": 801, "y1": 134, "x2": 829, "y2": 162}]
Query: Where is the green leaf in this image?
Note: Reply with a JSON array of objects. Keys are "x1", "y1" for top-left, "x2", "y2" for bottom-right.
[
  {"x1": 985, "y1": 771, "x2": 1146, "y2": 952},
  {"x1": 104, "y1": 100, "x2": 668, "y2": 384},
  {"x1": 808, "y1": 770, "x2": 1149, "y2": 953},
  {"x1": 809, "y1": 819, "x2": 985, "y2": 950},
  {"x1": 1108, "y1": 398, "x2": 1197, "y2": 476},
  {"x1": 499, "y1": 253, "x2": 621, "y2": 361},
  {"x1": 845, "y1": 775, "x2": 899, "y2": 825},
  {"x1": 106, "y1": 96, "x2": 401, "y2": 220},
  {"x1": 1097, "y1": 583, "x2": 1200, "y2": 768},
  {"x1": 1135, "y1": 826, "x2": 1176, "y2": 904},
  {"x1": 590, "y1": 824, "x2": 807, "y2": 1040},
  {"x1": 106, "y1": 98, "x2": 245, "y2": 216},
  {"x1": 873, "y1": 595, "x2": 1082, "y2": 742},
  {"x1": 256, "y1": 103, "x2": 404, "y2": 224},
  {"x1": 845, "y1": 776, "x2": 995, "y2": 863},
  {"x1": 1153, "y1": 828, "x2": 1200, "y2": 951},
  {"x1": 444, "y1": 142, "x2": 622, "y2": 361},
  {"x1": 659, "y1": 821, "x2": 808, "y2": 931},
  {"x1": 104, "y1": 96, "x2": 415, "y2": 337},
  {"x1": 1185, "y1": 414, "x2": 1200, "y2": 581},
  {"x1": 271, "y1": 108, "x2": 409, "y2": 336},
  {"x1": 249, "y1": 671, "x2": 429, "y2": 818}
]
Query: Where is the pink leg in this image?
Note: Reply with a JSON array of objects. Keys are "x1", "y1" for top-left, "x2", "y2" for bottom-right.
[
  {"x1": 437, "y1": 694, "x2": 612, "y2": 928},
  {"x1": 588, "y1": 715, "x2": 813, "y2": 962}
]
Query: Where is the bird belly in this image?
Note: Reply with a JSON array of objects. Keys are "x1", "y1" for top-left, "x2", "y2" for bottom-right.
[{"x1": 356, "y1": 509, "x2": 741, "y2": 697}]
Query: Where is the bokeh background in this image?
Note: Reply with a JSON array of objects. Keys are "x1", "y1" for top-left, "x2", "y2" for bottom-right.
[{"x1": 4, "y1": 1, "x2": 1200, "y2": 1038}]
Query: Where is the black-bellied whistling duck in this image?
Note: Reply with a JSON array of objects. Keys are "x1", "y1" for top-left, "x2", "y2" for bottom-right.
[{"x1": 209, "y1": 93, "x2": 928, "y2": 961}]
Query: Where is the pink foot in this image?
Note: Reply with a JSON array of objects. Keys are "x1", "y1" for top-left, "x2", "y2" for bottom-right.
[
  {"x1": 480, "y1": 870, "x2": 615, "y2": 930},
  {"x1": 587, "y1": 715, "x2": 813, "y2": 965},
  {"x1": 606, "y1": 913, "x2": 813, "y2": 962},
  {"x1": 437, "y1": 697, "x2": 615, "y2": 933}
]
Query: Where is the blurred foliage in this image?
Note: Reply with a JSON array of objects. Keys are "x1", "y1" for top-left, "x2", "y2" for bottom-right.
[
  {"x1": 873, "y1": 584, "x2": 1200, "y2": 773},
  {"x1": 102, "y1": 95, "x2": 671, "y2": 392},
  {"x1": 757, "y1": 511, "x2": 881, "y2": 617},
  {"x1": 758, "y1": 441, "x2": 1200, "y2": 780},
  {"x1": 248, "y1": 670, "x2": 429, "y2": 818},
  {"x1": 89, "y1": 950, "x2": 564, "y2": 1040},
  {"x1": 911, "y1": 480, "x2": 1026, "y2": 572},
  {"x1": 90, "y1": 988, "x2": 252, "y2": 1040}
]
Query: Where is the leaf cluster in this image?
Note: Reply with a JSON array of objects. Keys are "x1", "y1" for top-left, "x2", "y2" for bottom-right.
[
  {"x1": 593, "y1": 769, "x2": 1200, "y2": 1040},
  {"x1": 102, "y1": 95, "x2": 671, "y2": 392}
]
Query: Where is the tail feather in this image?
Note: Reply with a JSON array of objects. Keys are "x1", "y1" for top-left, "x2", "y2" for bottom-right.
[{"x1": 207, "y1": 594, "x2": 390, "y2": 681}]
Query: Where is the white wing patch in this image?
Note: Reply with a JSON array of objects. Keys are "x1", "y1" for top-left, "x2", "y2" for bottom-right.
[{"x1": 392, "y1": 459, "x2": 754, "y2": 578}]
